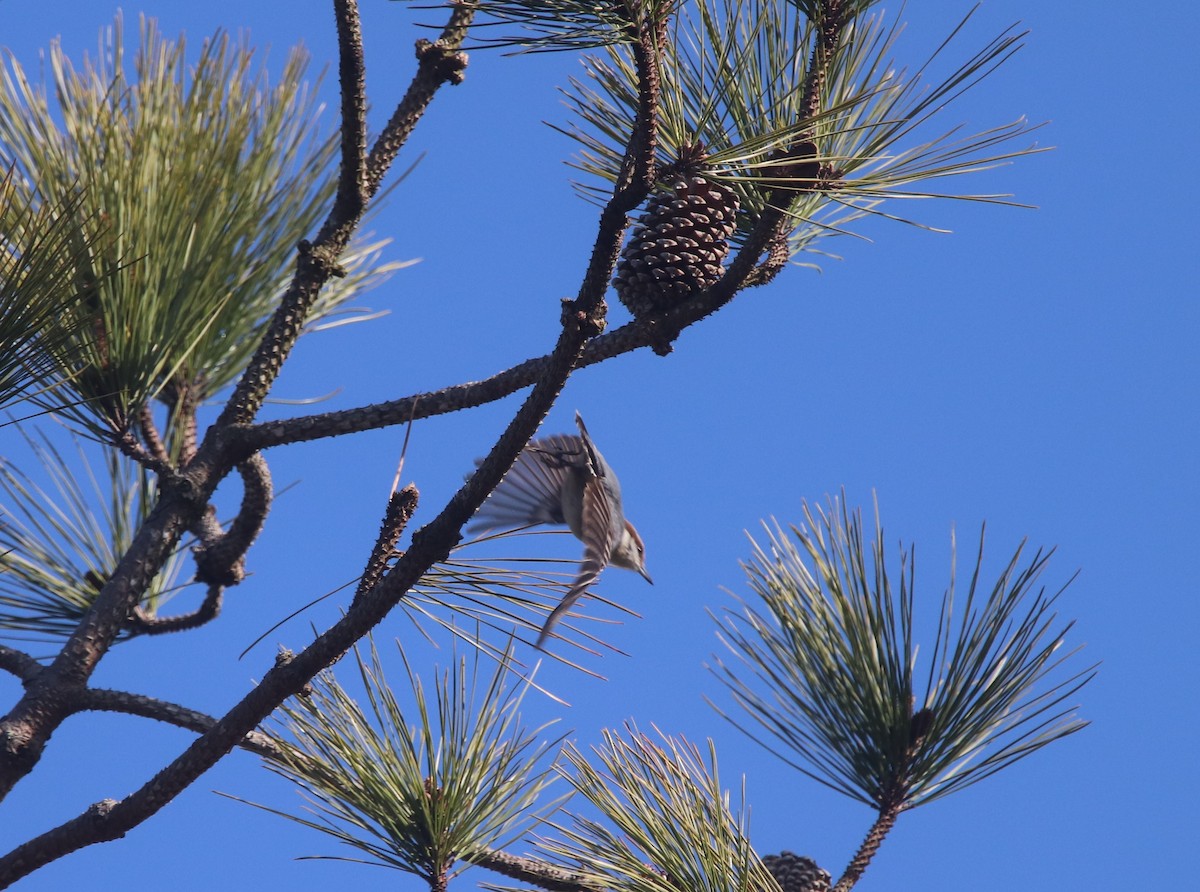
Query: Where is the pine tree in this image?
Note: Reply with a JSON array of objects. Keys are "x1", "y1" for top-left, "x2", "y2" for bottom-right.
[{"x1": 0, "y1": 2, "x2": 1090, "y2": 888}]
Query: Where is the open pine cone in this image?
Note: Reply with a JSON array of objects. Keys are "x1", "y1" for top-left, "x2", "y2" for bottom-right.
[
  {"x1": 762, "y1": 851, "x2": 831, "y2": 892},
  {"x1": 613, "y1": 173, "x2": 740, "y2": 319}
]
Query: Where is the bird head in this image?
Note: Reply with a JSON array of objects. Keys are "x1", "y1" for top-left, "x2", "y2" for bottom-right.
[{"x1": 611, "y1": 519, "x2": 653, "y2": 584}]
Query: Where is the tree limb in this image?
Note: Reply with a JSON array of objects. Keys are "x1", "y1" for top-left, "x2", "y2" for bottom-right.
[
  {"x1": 0, "y1": 647, "x2": 40, "y2": 685},
  {"x1": 79, "y1": 688, "x2": 283, "y2": 760}
]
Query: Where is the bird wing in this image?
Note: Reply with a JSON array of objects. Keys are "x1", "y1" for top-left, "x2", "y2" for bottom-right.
[
  {"x1": 534, "y1": 473, "x2": 616, "y2": 648},
  {"x1": 468, "y1": 434, "x2": 583, "y2": 532}
]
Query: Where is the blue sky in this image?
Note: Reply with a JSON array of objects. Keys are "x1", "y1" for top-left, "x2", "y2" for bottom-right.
[{"x1": 0, "y1": 1, "x2": 1197, "y2": 890}]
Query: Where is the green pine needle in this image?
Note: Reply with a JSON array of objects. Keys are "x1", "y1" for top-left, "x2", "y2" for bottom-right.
[
  {"x1": 402, "y1": 0, "x2": 680, "y2": 53},
  {"x1": 534, "y1": 724, "x2": 780, "y2": 892},
  {"x1": 0, "y1": 428, "x2": 188, "y2": 642},
  {"x1": 0, "y1": 14, "x2": 404, "y2": 439},
  {"x1": 0, "y1": 174, "x2": 113, "y2": 412},
  {"x1": 558, "y1": 0, "x2": 1045, "y2": 263},
  {"x1": 232, "y1": 636, "x2": 565, "y2": 880},
  {"x1": 710, "y1": 495, "x2": 1095, "y2": 811}
]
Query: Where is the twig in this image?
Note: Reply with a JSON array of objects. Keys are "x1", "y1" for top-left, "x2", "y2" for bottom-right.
[
  {"x1": 221, "y1": 295, "x2": 717, "y2": 454},
  {"x1": 353, "y1": 485, "x2": 419, "y2": 606},
  {"x1": 192, "y1": 453, "x2": 273, "y2": 587},
  {"x1": 113, "y1": 429, "x2": 174, "y2": 478},
  {"x1": 332, "y1": 0, "x2": 369, "y2": 220},
  {"x1": 79, "y1": 688, "x2": 282, "y2": 759},
  {"x1": 467, "y1": 849, "x2": 604, "y2": 892},
  {"x1": 137, "y1": 403, "x2": 171, "y2": 468},
  {"x1": 172, "y1": 376, "x2": 203, "y2": 465},
  {"x1": 128, "y1": 585, "x2": 224, "y2": 635},
  {"x1": 364, "y1": 3, "x2": 473, "y2": 198},
  {"x1": 833, "y1": 796, "x2": 904, "y2": 892}
]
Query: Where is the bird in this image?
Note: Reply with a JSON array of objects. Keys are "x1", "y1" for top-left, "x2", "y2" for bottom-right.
[{"x1": 469, "y1": 412, "x2": 652, "y2": 648}]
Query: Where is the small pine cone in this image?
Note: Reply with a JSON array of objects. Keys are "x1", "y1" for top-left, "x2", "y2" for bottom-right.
[
  {"x1": 613, "y1": 174, "x2": 740, "y2": 318},
  {"x1": 762, "y1": 851, "x2": 831, "y2": 892}
]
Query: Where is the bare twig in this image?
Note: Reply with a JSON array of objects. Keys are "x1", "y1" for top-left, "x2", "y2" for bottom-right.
[
  {"x1": 743, "y1": 231, "x2": 792, "y2": 288},
  {"x1": 80, "y1": 688, "x2": 282, "y2": 759},
  {"x1": 332, "y1": 0, "x2": 369, "y2": 219},
  {"x1": 171, "y1": 377, "x2": 203, "y2": 465},
  {"x1": 128, "y1": 585, "x2": 224, "y2": 636},
  {"x1": 468, "y1": 849, "x2": 603, "y2": 892},
  {"x1": 113, "y1": 429, "x2": 174, "y2": 477},
  {"x1": 193, "y1": 453, "x2": 273, "y2": 587},
  {"x1": 364, "y1": 3, "x2": 473, "y2": 197},
  {"x1": 353, "y1": 485, "x2": 419, "y2": 606},
  {"x1": 137, "y1": 403, "x2": 171, "y2": 469},
  {"x1": 834, "y1": 797, "x2": 904, "y2": 892}
]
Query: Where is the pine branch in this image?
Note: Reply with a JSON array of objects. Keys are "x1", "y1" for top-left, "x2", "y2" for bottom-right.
[
  {"x1": 218, "y1": 0, "x2": 471, "y2": 428},
  {"x1": 332, "y1": 0, "x2": 369, "y2": 220},
  {"x1": 364, "y1": 3, "x2": 473, "y2": 197},
  {"x1": 353, "y1": 485, "x2": 420, "y2": 605},
  {"x1": 192, "y1": 453, "x2": 273, "y2": 587},
  {"x1": 0, "y1": 0, "x2": 471, "y2": 818},
  {"x1": 79, "y1": 688, "x2": 282, "y2": 759},
  {"x1": 113, "y1": 429, "x2": 175, "y2": 478},
  {"x1": 0, "y1": 646, "x2": 40, "y2": 684},
  {"x1": 136, "y1": 404, "x2": 171, "y2": 470},
  {"x1": 834, "y1": 799, "x2": 903, "y2": 892},
  {"x1": 469, "y1": 848, "x2": 602, "y2": 892},
  {"x1": 128, "y1": 585, "x2": 224, "y2": 635}
]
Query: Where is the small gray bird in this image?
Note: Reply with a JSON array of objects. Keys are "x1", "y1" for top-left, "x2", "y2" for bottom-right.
[{"x1": 470, "y1": 412, "x2": 652, "y2": 648}]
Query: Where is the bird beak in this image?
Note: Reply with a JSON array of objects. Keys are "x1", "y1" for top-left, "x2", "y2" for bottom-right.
[{"x1": 639, "y1": 566, "x2": 654, "y2": 585}]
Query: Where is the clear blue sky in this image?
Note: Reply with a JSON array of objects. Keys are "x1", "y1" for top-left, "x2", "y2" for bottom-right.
[{"x1": 1, "y1": 2, "x2": 1197, "y2": 890}]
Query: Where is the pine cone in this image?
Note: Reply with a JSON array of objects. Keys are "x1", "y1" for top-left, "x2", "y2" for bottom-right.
[
  {"x1": 762, "y1": 851, "x2": 831, "y2": 892},
  {"x1": 613, "y1": 174, "x2": 740, "y2": 319}
]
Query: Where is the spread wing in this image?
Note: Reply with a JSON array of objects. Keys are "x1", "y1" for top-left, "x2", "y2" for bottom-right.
[
  {"x1": 468, "y1": 434, "x2": 584, "y2": 532},
  {"x1": 534, "y1": 474, "x2": 617, "y2": 649}
]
